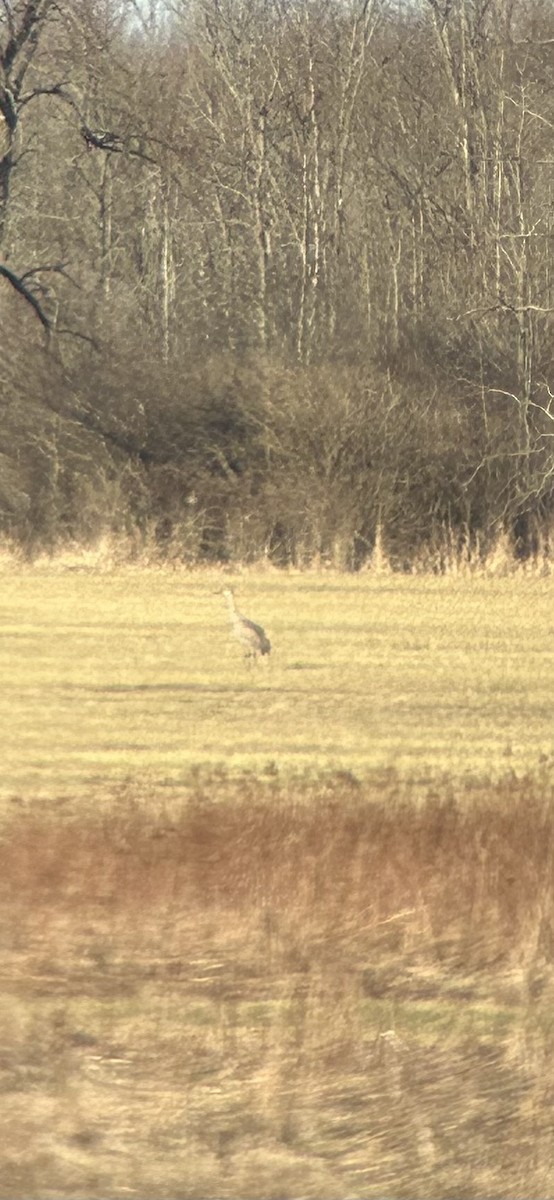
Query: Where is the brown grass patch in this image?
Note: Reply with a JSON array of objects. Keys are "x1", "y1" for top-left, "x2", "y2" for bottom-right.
[{"x1": 1, "y1": 771, "x2": 554, "y2": 1197}]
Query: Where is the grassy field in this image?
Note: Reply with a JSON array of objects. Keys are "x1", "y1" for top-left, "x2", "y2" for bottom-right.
[
  {"x1": 0, "y1": 566, "x2": 553, "y2": 798},
  {"x1": 1, "y1": 564, "x2": 554, "y2": 1199}
]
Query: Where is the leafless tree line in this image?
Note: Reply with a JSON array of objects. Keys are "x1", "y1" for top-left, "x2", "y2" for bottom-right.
[{"x1": 1, "y1": 0, "x2": 554, "y2": 564}]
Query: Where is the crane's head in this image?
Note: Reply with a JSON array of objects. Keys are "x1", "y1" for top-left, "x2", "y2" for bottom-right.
[{"x1": 215, "y1": 585, "x2": 236, "y2": 606}]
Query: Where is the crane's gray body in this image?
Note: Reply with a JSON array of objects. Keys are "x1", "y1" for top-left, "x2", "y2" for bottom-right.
[{"x1": 222, "y1": 587, "x2": 271, "y2": 659}]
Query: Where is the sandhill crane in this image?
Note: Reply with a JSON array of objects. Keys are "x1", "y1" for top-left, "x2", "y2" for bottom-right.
[{"x1": 221, "y1": 586, "x2": 271, "y2": 661}]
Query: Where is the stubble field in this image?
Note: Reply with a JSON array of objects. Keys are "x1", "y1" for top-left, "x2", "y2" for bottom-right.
[
  {"x1": 1, "y1": 566, "x2": 553, "y2": 797},
  {"x1": 0, "y1": 564, "x2": 554, "y2": 1198}
]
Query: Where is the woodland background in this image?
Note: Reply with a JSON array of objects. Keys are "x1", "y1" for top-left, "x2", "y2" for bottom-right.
[{"x1": 2, "y1": 0, "x2": 554, "y2": 568}]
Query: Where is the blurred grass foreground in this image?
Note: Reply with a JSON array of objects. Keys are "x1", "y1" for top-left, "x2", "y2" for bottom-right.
[{"x1": 2, "y1": 772, "x2": 554, "y2": 1198}]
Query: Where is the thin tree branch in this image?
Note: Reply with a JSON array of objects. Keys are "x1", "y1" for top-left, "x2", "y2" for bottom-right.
[
  {"x1": 0, "y1": 262, "x2": 51, "y2": 334},
  {"x1": 2, "y1": 0, "x2": 54, "y2": 74}
]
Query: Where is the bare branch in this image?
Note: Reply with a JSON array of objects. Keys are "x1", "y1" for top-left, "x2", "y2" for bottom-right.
[
  {"x1": 56, "y1": 326, "x2": 100, "y2": 351},
  {"x1": 0, "y1": 262, "x2": 51, "y2": 335},
  {"x1": 20, "y1": 260, "x2": 79, "y2": 290},
  {"x1": 450, "y1": 299, "x2": 554, "y2": 322},
  {"x1": 1, "y1": 0, "x2": 55, "y2": 75},
  {"x1": 18, "y1": 80, "x2": 70, "y2": 111}
]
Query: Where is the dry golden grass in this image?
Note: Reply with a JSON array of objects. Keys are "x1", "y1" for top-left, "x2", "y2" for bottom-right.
[
  {"x1": 1, "y1": 563, "x2": 553, "y2": 1196},
  {"x1": 0, "y1": 565, "x2": 553, "y2": 798},
  {"x1": 1, "y1": 771, "x2": 554, "y2": 1198}
]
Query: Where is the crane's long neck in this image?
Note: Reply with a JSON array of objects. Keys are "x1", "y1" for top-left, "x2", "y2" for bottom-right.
[{"x1": 224, "y1": 591, "x2": 239, "y2": 621}]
